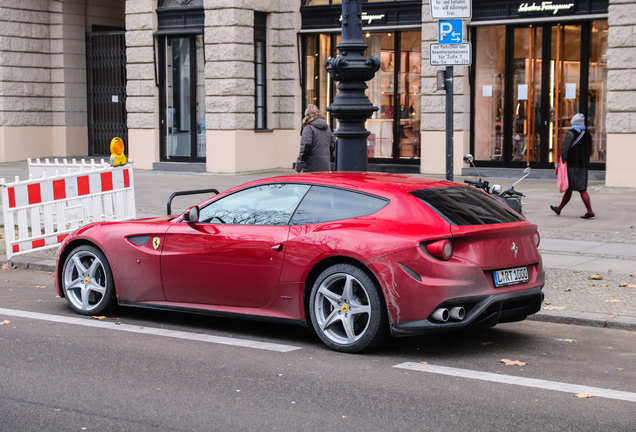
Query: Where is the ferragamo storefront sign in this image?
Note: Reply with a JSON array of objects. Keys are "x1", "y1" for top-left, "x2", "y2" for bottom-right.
[{"x1": 518, "y1": 2, "x2": 575, "y2": 15}]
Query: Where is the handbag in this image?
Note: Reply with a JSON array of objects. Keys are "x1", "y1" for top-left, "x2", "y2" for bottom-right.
[{"x1": 556, "y1": 156, "x2": 568, "y2": 192}]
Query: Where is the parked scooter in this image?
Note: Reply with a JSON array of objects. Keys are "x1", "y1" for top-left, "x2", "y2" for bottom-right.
[{"x1": 462, "y1": 154, "x2": 530, "y2": 214}]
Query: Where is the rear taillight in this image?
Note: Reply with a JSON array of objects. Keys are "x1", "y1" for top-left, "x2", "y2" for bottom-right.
[
  {"x1": 423, "y1": 239, "x2": 454, "y2": 261},
  {"x1": 534, "y1": 231, "x2": 541, "y2": 248}
]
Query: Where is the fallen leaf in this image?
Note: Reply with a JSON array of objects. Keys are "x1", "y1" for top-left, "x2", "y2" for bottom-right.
[
  {"x1": 277, "y1": 373, "x2": 284, "y2": 376},
  {"x1": 626, "y1": 284, "x2": 636, "y2": 289},
  {"x1": 630, "y1": 274, "x2": 634, "y2": 277},
  {"x1": 544, "y1": 301, "x2": 551, "y2": 305},
  {"x1": 115, "y1": 322, "x2": 121, "y2": 325},
  {"x1": 0, "y1": 320, "x2": 10, "y2": 325},
  {"x1": 602, "y1": 284, "x2": 608, "y2": 287},
  {"x1": 608, "y1": 347, "x2": 613, "y2": 349},
  {"x1": 55, "y1": 295, "x2": 61, "y2": 298},
  {"x1": 420, "y1": 361, "x2": 428, "y2": 364},
  {"x1": 4, "y1": 280, "x2": 9, "y2": 282},
  {"x1": 342, "y1": 416, "x2": 347, "y2": 419},
  {"x1": 588, "y1": 274, "x2": 603, "y2": 280},
  {"x1": 91, "y1": 316, "x2": 106, "y2": 320},
  {"x1": 564, "y1": 288, "x2": 571, "y2": 292},
  {"x1": 555, "y1": 338, "x2": 577, "y2": 343},
  {"x1": 605, "y1": 299, "x2": 621, "y2": 303},
  {"x1": 543, "y1": 306, "x2": 566, "y2": 310},
  {"x1": 575, "y1": 393, "x2": 594, "y2": 399},
  {"x1": 608, "y1": 269, "x2": 613, "y2": 272},
  {"x1": 500, "y1": 359, "x2": 527, "y2": 366},
  {"x1": 572, "y1": 270, "x2": 580, "y2": 273},
  {"x1": 616, "y1": 368, "x2": 625, "y2": 371},
  {"x1": 480, "y1": 342, "x2": 494, "y2": 346},
  {"x1": 589, "y1": 283, "x2": 595, "y2": 286}
]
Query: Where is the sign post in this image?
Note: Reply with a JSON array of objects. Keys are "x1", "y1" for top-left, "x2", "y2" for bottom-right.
[{"x1": 430, "y1": 1, "x2": 472, "y2": 181}]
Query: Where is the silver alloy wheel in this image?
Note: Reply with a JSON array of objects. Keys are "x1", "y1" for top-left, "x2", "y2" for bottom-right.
[
  {"x1": 63, "y1": 250, "x2": 109, "y2": 313},
  {"x1": 313, "y1": 272, "x2": 372, "y2": 345}
]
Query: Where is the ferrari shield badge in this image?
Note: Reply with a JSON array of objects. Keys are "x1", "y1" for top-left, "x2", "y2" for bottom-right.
[{"x1": 153, "y1": 237, "x2": 161, "y2": 250}]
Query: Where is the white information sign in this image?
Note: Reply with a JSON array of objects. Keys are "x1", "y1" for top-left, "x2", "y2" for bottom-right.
[
  {"x1": 566, "y1": 83, "x2": 577, "y2": 99},
  {"x1": 430, "y1": 0, "x2": 472, "y2": 19},
  {"x1": 429, "y1": 43, "x2": 472, "y2": 66}
]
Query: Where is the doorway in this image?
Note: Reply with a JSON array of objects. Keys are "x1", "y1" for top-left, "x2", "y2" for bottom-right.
[
  {"x1": 471, "y1": 20, "x2": 607, "y2": 169},
  {"x1": 160, "y1": 34, "x2": 206, "y2": 162}
]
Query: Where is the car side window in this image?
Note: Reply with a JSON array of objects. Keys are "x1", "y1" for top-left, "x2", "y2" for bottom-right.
[
  {"x1": 290, "y1": 186, "x2": 388, "y2": 225},
  {"x1": 198, "y1": 184, "x2": 311, "y2": 225}
]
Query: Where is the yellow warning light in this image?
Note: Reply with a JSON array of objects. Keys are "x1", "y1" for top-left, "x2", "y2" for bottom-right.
[{"x1": 110, "y1": 137, "x2": 127, "y2": 166}]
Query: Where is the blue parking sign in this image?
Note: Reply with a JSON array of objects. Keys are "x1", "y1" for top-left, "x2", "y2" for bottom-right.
[{"x1": 438, "y1": 19, "x2": 463, "y2": 44}]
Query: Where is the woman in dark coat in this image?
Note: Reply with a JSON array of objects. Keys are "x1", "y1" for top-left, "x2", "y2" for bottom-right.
[
  {"x1": 550, "y1": 113, "x2": 595, "y2": 219},
  {"x1": 295, "y1": 104, "x2": 335, "y2": 173}
]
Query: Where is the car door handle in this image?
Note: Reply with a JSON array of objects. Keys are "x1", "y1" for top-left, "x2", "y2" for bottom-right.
[{"x1": 271, "y1": 244, "x2": 284, "y2": 252}]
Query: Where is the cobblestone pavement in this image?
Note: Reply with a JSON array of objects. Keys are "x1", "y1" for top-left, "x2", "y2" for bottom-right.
[{"x1": 2, "y1": 162, "x2": 635, "y2": 330}]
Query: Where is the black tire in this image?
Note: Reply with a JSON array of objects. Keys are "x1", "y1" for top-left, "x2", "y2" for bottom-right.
[
  {"x1": 309, "y1": 263, "x2": 389, "y2": 353},
  {"x1": 61, "y1": 244, "x2": 116, "y2": 315}
]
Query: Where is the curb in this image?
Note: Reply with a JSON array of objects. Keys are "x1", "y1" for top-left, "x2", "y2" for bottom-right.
[
  {"x1": 528, "y1": 313, "x2": 636, "y2": 331},
  {"x1": 1, "y1": 255, "x2": 56, "y2": 273}
]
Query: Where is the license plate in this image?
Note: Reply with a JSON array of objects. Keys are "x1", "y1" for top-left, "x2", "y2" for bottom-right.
[{"x1": 493, "y1": 266, "x2": 529, "y2": 287}]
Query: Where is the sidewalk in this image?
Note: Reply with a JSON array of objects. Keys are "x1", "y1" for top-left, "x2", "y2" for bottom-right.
[{"x1": 2, "y1": 160, "x2": 635, "y2": 330}]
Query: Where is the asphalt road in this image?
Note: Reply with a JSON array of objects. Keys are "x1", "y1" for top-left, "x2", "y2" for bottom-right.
[{"x1": 1, "y1": 268, "x2": 636, "y2": 432}]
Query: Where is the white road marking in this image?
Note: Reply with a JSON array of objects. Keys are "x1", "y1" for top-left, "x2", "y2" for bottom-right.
[
  {"x1": 394, "y1": 362, "x2": 636, "y2": 403},
  {"x1": 0, "y1": 308, "x2": 302, "y2": 353}
]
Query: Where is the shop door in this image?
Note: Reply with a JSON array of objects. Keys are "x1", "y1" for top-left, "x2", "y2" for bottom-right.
[
  {"x1": 509, "y1": 24, "x2": 581, "y2": 167},
  {"x1": 162, "y1": 35, "x2": 206, "y2": 162}
]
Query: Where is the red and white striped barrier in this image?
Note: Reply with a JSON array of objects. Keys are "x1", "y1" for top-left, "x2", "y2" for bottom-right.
[{"x1": 1, "y1": 162, "x2": 135, "y2": 262}]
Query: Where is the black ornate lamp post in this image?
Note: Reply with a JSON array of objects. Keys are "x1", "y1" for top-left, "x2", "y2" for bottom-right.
[{"x1": 325, "y1": 0, "x2": 380, "y2": 171}]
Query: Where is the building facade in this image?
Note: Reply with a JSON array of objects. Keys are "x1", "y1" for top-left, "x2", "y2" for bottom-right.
[{"x1": 1, "y1": 0, "x2": 634, "y2": 187}]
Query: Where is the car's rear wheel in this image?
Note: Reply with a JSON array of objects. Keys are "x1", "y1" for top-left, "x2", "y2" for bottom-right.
[
  {"x1": 62, "y1": 245, "x2": 116, "y2": 315},
  {"x1": 309, "y1": 264, "x2": 389, "y2": 353}
]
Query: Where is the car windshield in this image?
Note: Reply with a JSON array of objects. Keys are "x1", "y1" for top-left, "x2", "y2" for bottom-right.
[{"x1": 410, "y1": 187, "x2": 524, "y2": 225}]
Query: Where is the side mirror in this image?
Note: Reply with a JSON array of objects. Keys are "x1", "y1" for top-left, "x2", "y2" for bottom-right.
[
  {"x1": 183, "y1": 206, "x2": 200, "y2": 223},
  {"x1": 463, "y1": 154, "x2": 474, "y2": 164},
  {"x1": 524, "y1": 167, "x2": 531, "y2": 175}
]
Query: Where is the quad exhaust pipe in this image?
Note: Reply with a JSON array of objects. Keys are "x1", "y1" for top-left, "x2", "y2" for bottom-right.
[
  {"x1": 431, "y1": 307, "x2": 466, "y2": 323},
  {"x1": 450, "y1": 307, "x2": 465, "y2": 321}
]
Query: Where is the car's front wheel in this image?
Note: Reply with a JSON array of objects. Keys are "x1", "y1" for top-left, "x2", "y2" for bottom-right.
[
  {"x1": 62, "y1": 245, "x2": 116, "y2": 315},
  {"x1": 309, "y1": 264, "x2": 389, "y2": 353}
]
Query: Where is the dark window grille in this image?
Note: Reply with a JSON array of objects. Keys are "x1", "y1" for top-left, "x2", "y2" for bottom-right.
[
  {"x1": 254, "y1": 13, "x2": 268, "y2": 130},
  {"x1": 85, "y1": 31, "x2": 128, "y2": 156}
]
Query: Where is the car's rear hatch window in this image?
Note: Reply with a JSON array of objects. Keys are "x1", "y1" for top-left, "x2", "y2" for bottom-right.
[{"x1": 410, "y1": 186, "x2": 524, "y2": 225}]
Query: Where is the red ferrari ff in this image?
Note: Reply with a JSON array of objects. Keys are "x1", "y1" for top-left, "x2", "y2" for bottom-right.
[{"x1": 55, "y1": 172, "x2": 544, "y2": 352}]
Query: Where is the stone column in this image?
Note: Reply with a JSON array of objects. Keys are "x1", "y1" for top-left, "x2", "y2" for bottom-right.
[
  {"x1": 204, "y1": 0, "x2": 300, "y2": 173},
  {"x1": 125, "y1": 0, "x2": 157, "y2": 169},
  {"x1": 50, "y1": 0, "x2": 89, "y2": 157},
  {"x1": 419, "y1": 1, "x2": 469, "y2": 176},
  {"x1": 0, "y1": 0, "x2": 52, "y2": 162},
  {"x1": 606, "y1": 0, "x2": 636, "y2": 187}
]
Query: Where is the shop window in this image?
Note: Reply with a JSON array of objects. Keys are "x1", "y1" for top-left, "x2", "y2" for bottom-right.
[
  {"x1": 473, "y1": 26, "x2": 506, "y2": 162},
  {"x1": 364, "y1": 31, "x2": 421, "y2": 160},
  {"x1": 588, "y1": 20, "x2": 608, "y2": 164},
  {"x1": 471, "y1": 20, "x2": 606, "y2": 169},
  {"x1": 254, "y1": 13, "x2": 268, "y2": 130}
]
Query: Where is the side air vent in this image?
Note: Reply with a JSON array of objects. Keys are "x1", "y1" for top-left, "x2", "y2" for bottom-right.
[
  {"x1": 398, "y1": 263, "x2": 422, "y2": 282},
  {"x1": 128, "y1": 235, "x2": 150, "y2": 246}
]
